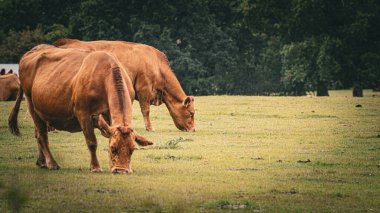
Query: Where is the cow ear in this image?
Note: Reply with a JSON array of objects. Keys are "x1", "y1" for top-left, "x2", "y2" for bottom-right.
[
  {"x1": 134, "y1": 132, "x2": 154, "y2": 146},
  {"x1": 183, "y1": 96, "x2": 194, "y2": 108},
  {"x1": 98, "y1": 114, "x2": 111, "y2": 138},
  {"x1": 0, "y1": 69, "x2": 5, "y2": 75}
]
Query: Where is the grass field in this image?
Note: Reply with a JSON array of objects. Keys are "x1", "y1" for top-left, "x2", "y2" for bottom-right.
[{"x1": 0, "y1": 90, "x2": 379, "y2": 212}]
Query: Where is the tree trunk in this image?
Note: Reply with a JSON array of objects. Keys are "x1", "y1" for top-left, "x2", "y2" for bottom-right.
[
  {"x1": 316, "y1": 82, "x2": 329, "y2": 96},
  {"x1": 353, "y1": 86, "x2": 363, "y2": 97}
]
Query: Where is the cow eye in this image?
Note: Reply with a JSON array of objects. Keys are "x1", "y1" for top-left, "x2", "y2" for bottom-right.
[{"x1": 111, "y1": 146, "x2": 117, "y2": 155}]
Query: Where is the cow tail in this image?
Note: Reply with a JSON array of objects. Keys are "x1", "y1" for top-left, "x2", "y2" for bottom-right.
[{"x1": 8, "y1": 86, "x2": 24, "y2": 136}]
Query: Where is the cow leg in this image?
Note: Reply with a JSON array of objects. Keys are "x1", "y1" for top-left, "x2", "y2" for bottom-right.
[
  {"x1": 139, "y1": 98, "x2": 154, "y2": 132},
  {"x1": 78, "y1": 116, "x2": 102, "y2": 172},
  {"x1": 26, "y1": 98, "x2": 60, "y2": 170},
  {"x1": 36, "y1": 147, "x2": 46, "y2": 168}
]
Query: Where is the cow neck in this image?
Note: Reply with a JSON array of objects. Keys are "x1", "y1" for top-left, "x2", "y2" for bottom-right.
[
  {"x1": 106, "y1": 67, "x2": 132, "y2": 127},
  {"x1": 162, "y1": 68, "x2": 187, "y2": 105}
]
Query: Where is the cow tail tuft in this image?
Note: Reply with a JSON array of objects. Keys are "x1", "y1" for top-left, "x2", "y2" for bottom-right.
[{"x1": 8, "y1": 86, "x2": 23, "y2": 136}]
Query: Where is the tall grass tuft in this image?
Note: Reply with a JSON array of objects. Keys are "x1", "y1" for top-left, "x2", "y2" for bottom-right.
[{"x1": 154, "y1": 137, "x2": 185, "y2": 149}]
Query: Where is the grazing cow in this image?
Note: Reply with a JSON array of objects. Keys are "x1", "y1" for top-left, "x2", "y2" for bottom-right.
[
  {"x1": 54, "y1": 38, "x2": 195, "y2": 132},
  {"x1": 8, "y1": 45, "x2": 153, "y2": 173},
  {"x1": 0, "y1": 74, "x2": 20, "y2": 101}
]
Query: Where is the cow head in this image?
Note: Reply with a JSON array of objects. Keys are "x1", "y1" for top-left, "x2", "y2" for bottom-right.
[
  {"x1": 98, "y1": 115, "x2": 153, "y2": 173},
  {"x1": 169, "y1": 96, "x2": 195, "y2": 132}
]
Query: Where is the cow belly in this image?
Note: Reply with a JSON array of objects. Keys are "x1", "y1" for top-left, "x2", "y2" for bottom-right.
[
  {"x1": 33, "y1": 107, "x2": 81, "y2": 132},
  {"x1": 48, "y1": 119, "x2": 82, "y2": 133}
]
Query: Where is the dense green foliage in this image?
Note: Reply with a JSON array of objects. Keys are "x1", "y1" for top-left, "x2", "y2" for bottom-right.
[{"x1": 0, "y1": 0, "x2": 379, "y2": 95}]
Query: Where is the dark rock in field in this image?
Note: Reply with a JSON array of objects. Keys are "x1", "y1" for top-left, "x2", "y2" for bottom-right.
[
  {"x1": 219, "y1": 204, "x2": 247, "y2": 210},
  {"x1": 164, "y1": 155, "x2": 177, "y2": 160},
  {"x1": 96, "y1": 188, "x2": 119, "y2": 194},
  {"x1": 377, "y1": 164, "x2": 380, "y2": 168},
  {"x1": 251, "y1": 157, "x2": 264, "y2": 160},
  {"x1": 377, "y1": 134, "x2": 380, "y2": 138},
  {"x1": 277, "y1": 160, "x2": 283, "y2": 163},
  {"x1": 355, "y1": 104, "x2": 362, "y2": 108},
  {"x1": 286, "y1": 188, "x2": 298, "y2": 195},
  {"x1": 311, "y1": 110, "x2": 315, "y2": 113},
  {"x1": 297, "y1": 159, "x2": 311, "y2": 163}
]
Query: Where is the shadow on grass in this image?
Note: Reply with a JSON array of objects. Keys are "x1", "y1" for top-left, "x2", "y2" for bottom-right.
[{"x1": 1, "y1": 180, "x2": 29, "y2": 213}]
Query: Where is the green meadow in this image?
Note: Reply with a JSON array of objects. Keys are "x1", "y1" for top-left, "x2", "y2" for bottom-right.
[{"x1": 0, "y1": 90, "x2": 379, "y2": 212}]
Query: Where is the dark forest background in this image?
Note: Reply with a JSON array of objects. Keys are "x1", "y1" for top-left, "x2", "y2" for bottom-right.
[{"x1": 0, "y1": 0, "x2": 379, "y2": 96}]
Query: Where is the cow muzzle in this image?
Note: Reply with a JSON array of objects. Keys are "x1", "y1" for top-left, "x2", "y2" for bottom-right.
[
  {"x1": 111, "y1": 167, "x2": 133, "y2": 174},
  {"x1": 184, "y1": 127, "x2": 196, "y2": 132}
]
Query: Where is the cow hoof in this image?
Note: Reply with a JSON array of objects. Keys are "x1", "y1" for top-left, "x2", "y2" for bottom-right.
[
  {"x1": 36, "y1": 159, "x2": 47, "y2": 168},
  {"x1": 91, "y1": 168, "x2": 103, "y2": 173},
  {"x1": 48, "y1": 164, "x2": 60, "y2": 170},
  {"x1": 111, "y1": 168, "x2": 133, "y2": 174},
  {"x1": 145, "y1": 127, "x2": 155, "y2": 132}
]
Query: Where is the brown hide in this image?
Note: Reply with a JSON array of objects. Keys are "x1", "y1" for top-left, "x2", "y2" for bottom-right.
[
  {"x1": 53, "y1": 38, "x2": 195, "y2": 132},
  {"x1": 9, "y1": 44, "x2": 152, "y2": 173},
  {"x1": 0, "y1": 74, "x2": 20, "y2": 101}
]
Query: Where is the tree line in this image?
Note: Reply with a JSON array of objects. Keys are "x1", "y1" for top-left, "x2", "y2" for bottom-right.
[{"x1": 1, "y1": 0, "x2": 379, "y2": 96}]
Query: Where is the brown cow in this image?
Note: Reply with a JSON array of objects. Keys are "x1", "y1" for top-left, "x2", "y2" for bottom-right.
[
  {"x1": 8, "y1": 44, "x2": 153, "y2": 173},
  {"x1": 53, "y1": 38, "x2": 195, "y2": 132},
  {"x1": 0, "y1": 74, "x2": 20, "y2": 101}
]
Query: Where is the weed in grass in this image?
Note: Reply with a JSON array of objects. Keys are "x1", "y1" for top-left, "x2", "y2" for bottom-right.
[
  {"x1": 228, "y1": 168, "x2": 260, "y2": 172},
  {"x1": 270, "y1": 188, "x2": 298, "y2": 195},
  {"x1": 297, "y1": 159, "x2": 311, "y2": 163},
  {"x1": 153, "y1": 137, "x2": 188, "y2": 149},
  {"x1": 204, "y1": 200, "x2": 259, "y2": 211},
  {"x1": 302, "y1": 178, "x2": 322, "y2": 182},
  {"x1": 314, "y1": 161, "x2": 339, "y2": 167},
  {"x1": 95, "y1": 188, "x2": 120, "y2": 194},
  {"x1": 251, "y1": 157, "x2": 264, "y2": 160},
  {"x1": 335, "y1": 192, "x2": 349, "y2": 198},
  {"x1": 145, "y1": 154, "x2": 202, "y2": 161}
]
